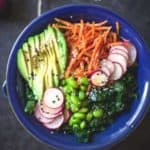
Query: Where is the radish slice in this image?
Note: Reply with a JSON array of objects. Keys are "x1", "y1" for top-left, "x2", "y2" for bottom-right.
[
  {"x1": 110, "y1": 48, "x2": 129, "y2": 60},
  {"x1": 123, "y1": 42, "x2": 137, "y2": 66},
  {"x1": 34, "y1": 104, "x2": 54, "y2": 123},
  {"x1": 90, "y1": 70, "x2": 108, "y2": 87},
  {"x1": 39, "y1": 104, "x2": 63, "y2": 119},
  {"x1": 110, "y1": 63, "x2": 123, "y2": 80},
  {"x1": 63, "y1": 109, "x2": 71, "y2": 123},
  {"x1": 101, "y1": 66, "x2": 111, "y2": 77},
  {"x1": 43, "y1": 114, "x2": 64, "y2": 130},
  {"x1": 40, "y1": 102, "x2": 64, "y2": 114},
  {"x1": 121, "y1": 37, "x2": 130, "y2": 42},
  {"x1": 110, "y1": 45, "x2": 128, "y2": 54},
  {"x1": 108, "y1": 53, "x2": 127, "y2": 73},
  {"x1": 101, "y1": 59, "x2": 115, "y2": 74},
  {"x1": 43, "y1": 88, "x2": 64, "y2": 109}
]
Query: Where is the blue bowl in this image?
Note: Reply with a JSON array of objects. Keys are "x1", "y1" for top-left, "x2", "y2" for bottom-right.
[{"x1": 4, "y1": 4, "x2": 150, "y2": 150}]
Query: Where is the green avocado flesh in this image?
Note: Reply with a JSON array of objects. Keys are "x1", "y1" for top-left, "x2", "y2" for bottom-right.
[{"x1": 17, "y1": 26, "x2": 67, "y2": 100}]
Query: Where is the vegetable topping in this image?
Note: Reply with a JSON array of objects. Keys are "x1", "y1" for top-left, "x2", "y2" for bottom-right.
[{"x1": 17, "y1": 18, "x2": 137, "y2": 143}]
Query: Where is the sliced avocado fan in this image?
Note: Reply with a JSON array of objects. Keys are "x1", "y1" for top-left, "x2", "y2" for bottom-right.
[{"x1": 17, "y1": 26, "x2": 67, "y2": 101}]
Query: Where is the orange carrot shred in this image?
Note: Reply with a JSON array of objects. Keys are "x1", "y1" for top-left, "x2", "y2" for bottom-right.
[{"x1": 52, "y1": 18, "x2": 122, "y2": 78}]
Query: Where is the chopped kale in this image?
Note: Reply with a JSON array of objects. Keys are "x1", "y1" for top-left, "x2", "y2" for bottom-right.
[
  {"x1": 24, "y1": 84, "x2": 37, "y2": 114},
  {"x1": 67, "y1": 65, "x2": 137, "y2": 142}
]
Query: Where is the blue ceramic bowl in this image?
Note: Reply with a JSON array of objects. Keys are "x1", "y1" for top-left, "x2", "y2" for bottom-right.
[{"x1": 4, "y1": 4, "x2": 150, "y2": 150}]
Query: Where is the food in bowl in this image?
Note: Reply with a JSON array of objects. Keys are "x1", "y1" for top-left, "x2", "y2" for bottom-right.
[{"x1": 17, "y1": 18, "x2": 137, "y2": 142}]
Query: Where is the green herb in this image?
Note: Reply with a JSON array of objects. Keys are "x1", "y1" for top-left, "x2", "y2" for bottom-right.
[
  {"x1": 24, "y1": 84, "x2": 37, "y2": 114},
  {"x1": 61, "y1": 65, "x2": 137, "y2": 143}
]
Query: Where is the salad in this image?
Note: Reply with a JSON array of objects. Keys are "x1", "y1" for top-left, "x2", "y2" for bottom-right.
[{"x1": 17, "y1": 18, "x2": 137, "y2": 142}]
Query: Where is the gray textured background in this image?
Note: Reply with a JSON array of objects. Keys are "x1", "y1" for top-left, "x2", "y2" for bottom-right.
[{"x1": 0, "y1": 0, "x2": 150, "y2": 150}]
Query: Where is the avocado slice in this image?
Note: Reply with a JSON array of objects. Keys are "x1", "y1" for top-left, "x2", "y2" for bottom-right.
[
  {"x1": 17, "y1": 49, "x2": 28, "y2": 81},
  {"x1": 32, "y1": 53, "x2": 46, "y2": 100},
  {"x1": 44, "y1": 29, "x2": 59, "y2": 87},
  {"x1": 47, "y1": 27, "x2": 62, "y2": 71},
  {"x1": 22, "y1": 43, "x2": 32, "y2": 88},
  {"x1": 47, "y1": 26, "x2": 67, "y2": 76},
  {"x1": 47, "y1": 43, "x2": 59, "y2": 87},
  {"x1": 46, "y1": 45, "x2": 55, "y2": 87},
  {"x1": 28, "y1": 37, "x2": 38, "y2": 82},
  {"x1": 44, "y1": 49, "x2": 53, "y2": 89},
  {"x1": 55, "y1": 28, "x2": 67, "y2": 74}
]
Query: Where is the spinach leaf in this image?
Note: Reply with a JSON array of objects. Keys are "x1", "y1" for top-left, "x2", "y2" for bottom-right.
[{"x1": 24, "y1": 84, "x2": 37, "y2": 114}]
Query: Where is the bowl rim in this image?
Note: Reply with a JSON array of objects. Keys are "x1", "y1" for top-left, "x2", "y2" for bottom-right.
[{"x1": 6, "y1": 4, "x2": 150, "y2": 150}]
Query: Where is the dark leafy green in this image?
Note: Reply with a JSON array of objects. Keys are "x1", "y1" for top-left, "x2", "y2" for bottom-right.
[
  {"x1": 24, "y1": 84, "x2": 37, "y2": 114},
  {"x1": 61, "y1": 65, "x2": 137, "y2": 143}
]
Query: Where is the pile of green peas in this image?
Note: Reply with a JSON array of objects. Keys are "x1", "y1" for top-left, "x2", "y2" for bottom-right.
[
  {"x1": 61, "y1": 77, "x2": 104, "y2": 129},
  {"x1": 62, "y1": 77, "x2": 89, "y2": 111}
]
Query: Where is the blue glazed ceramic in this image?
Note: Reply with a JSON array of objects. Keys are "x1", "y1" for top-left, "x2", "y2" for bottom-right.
[{"x1": 4, "y1": 4, "x2": 150, "y2": 150}]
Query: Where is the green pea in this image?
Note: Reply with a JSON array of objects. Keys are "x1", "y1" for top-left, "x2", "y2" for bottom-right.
[
  {"x1": 80, "y1": 77, "x2": 89, "y2": 86},
  {"x1": 73, "y1": 112, "x2": 85, "y2": 119},
  {"x1": 71, "y1": 95, "x2": 79, "y2": 105},
  {"x1": 79, "y1": 108, "x2": 89, "y2": 113},
  {"x1": 71, "y1": 104, "x2": 79, "y2": 112},
  {"x1": 80, "y1": 121, "x2": 86, "y2": 129},
  {"x1": 86, "y1": 112, "x2": 93, "y2": 121},
  {"x1": 63, "y1": 85, "x2": 73, "y2": 93},
  {"x1": 71, "y1": 118, "x2": 80, "y2": 124},
  {"x1": 73, "y1": 124, "x2": 79, "y2": 129},
  {"x1": 93, "y1": 109, "x2": 104, "y2": 118},
  {"x1": 80, "y1": 85, "x2": 86, "y2": 91},
  {"x1": 69, "y1": 117, "x2": 80, "y2": 126},
  {"x1": 69, "y1": 117, "x2": 73, "y2": 126},
  {"x1": 66, "y1": 95, "x2": 71, "y2": 101},
  {"x1": 66, "y1": 77, "x2": 78, "y2": 88},
  {"x1": 78, "y1": 91, "x2": 86, "y2": 100}
]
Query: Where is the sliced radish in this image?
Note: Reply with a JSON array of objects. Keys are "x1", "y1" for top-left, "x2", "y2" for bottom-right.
[
  {"x1": 101, "y1": 59, "x2": 115, "y2": 74},
  {"x1": 90, "y1": 70, "x2": 108, "y2": 87},
  {"x1": 63, "y1": 109, "x2": 71, "y2": 123},
  {"x1": 101, "y1": 66, "x2": 111, "y2": 77},
  {"x1": 34, "y1": 104, "x2": 54, "y2": 123},
  {"x1": 110, "y1": 63, "x2": 123, "y2": 80},
  {"x1": 39, "y1": 104, "x2": 63, "y2": 119},
  {"x1": 108, "y1": 53, "x2": 127, "y2": 73},
  {"x1": 43, "y1": 114, "x2": 64, "y2": 130},
  {"x1": 43, "y1": 88, "x2": 64, "y2": 109},
  {"x1": 110, "y1": 45, "x2": 128, "y2": 54},
  {"x1": 121, "y1": 37, "x2": 130, "y2": 42},
  {"x1": 123, "y1": 41, "x2": 137, "y2": 66},
  {"x1": 110, "y1": 48, "x2": 129, "y2": 60},
  {"x1": 40, "y1": 102, "x2": 64, "y2": 115}
]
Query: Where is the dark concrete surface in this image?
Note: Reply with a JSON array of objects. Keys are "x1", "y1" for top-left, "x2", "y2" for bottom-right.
[{"x1": 0, "y1": 0, "x2": 150, "y2": 150}]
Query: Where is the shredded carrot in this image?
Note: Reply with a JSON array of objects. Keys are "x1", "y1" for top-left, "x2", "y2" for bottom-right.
[
  {"x1": 54, "y1": 18, "x2": 73, "y2": 26},
  {"x1": 52, "y1": 18, "x2": 122, "y2": 78}
]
